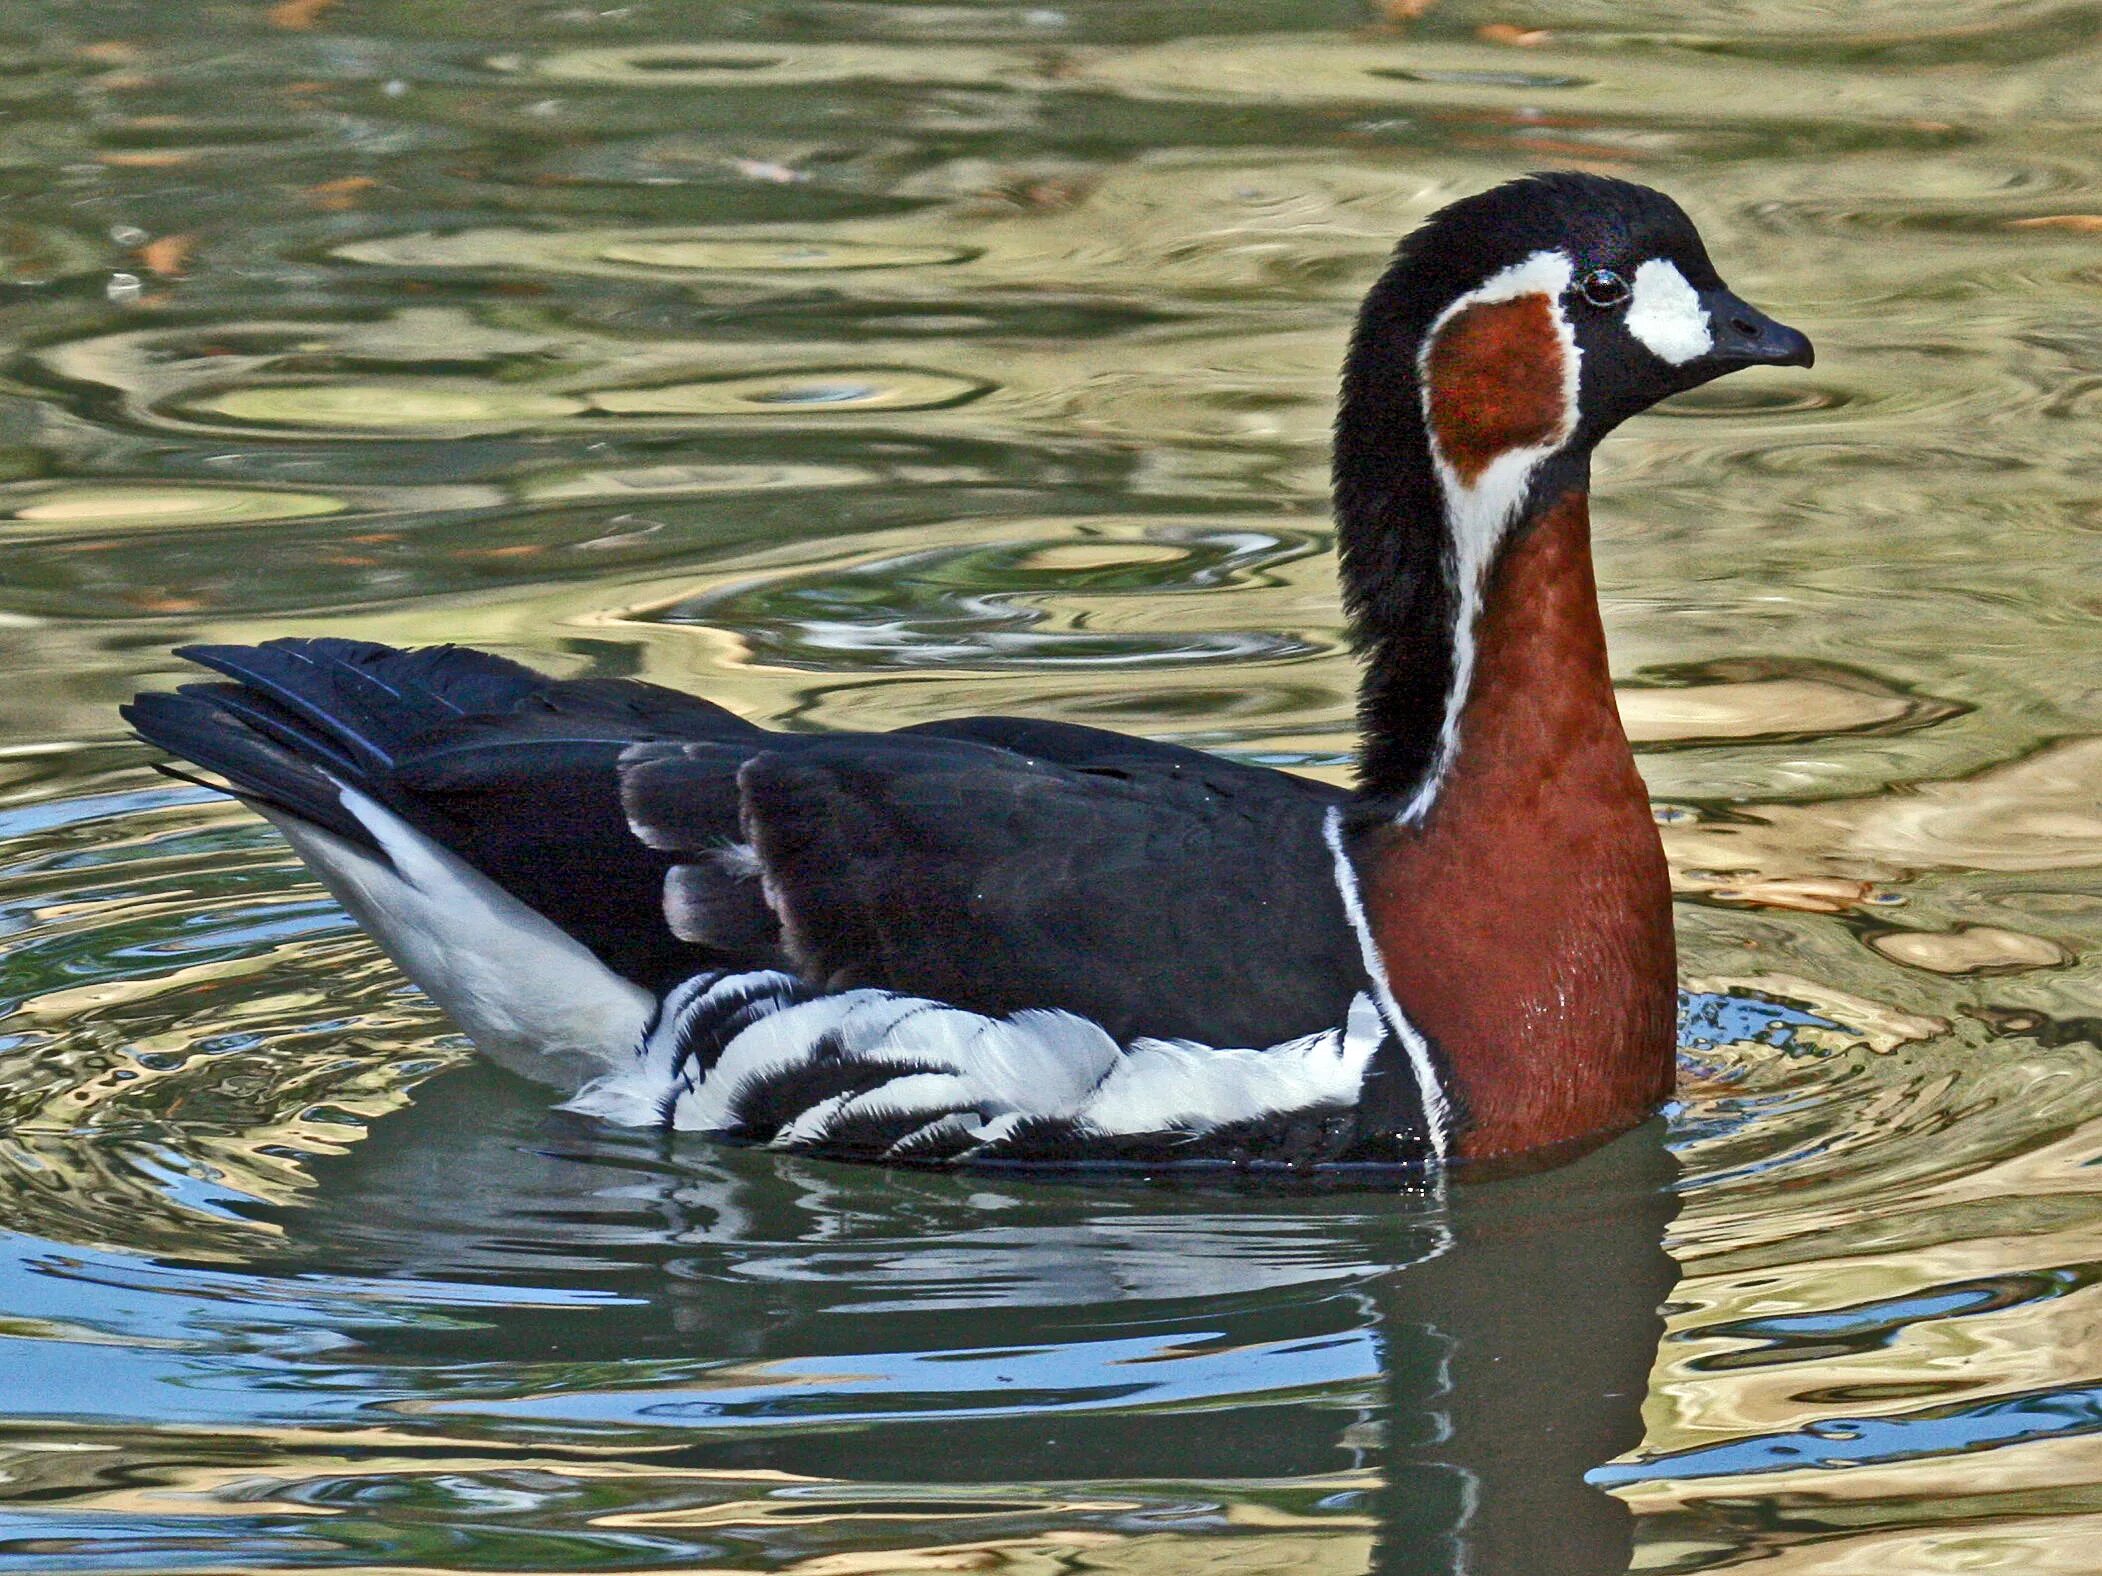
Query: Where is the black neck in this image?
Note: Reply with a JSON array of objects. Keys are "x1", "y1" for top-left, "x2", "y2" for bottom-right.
[
  {"x1": 1333, "y1": 303, "x2": 1452, "y2": 812},
  {"x1": 1333, "y1": 294, "x2": 1590, "y2": 816}
]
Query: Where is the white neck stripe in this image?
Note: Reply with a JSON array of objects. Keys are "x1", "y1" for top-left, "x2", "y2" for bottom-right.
[
  {"x1": 1322, "y1": 805, "x2": 1452, "y2": 1162},
  {"x1": 1405, "y1": 248, "x2": 1581, "y2": 826}
]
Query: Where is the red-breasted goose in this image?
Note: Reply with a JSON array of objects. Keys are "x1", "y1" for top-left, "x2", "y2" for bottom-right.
[{"x1": 125, "y1": 173, "x2": 1812, "y2": 1176}]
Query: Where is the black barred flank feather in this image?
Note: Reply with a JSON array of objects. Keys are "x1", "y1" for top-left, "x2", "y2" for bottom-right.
[
  {"x1": 660, "y1": 972, "x2": 819, "y2": 1091},
  {"x1": 723, "y1": 1044, "x2": 954, "y2": 1146}
]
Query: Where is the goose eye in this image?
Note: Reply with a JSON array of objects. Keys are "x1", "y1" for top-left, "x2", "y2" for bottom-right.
[{"x1": 1579, "y1": 268, "x2": 1631, "y2": 308}]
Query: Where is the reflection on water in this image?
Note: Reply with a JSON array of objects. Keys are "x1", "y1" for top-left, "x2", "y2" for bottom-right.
[
  {"x1": 0, "y1": 1062, "x2": 1675, "y2": 1575},
  {"x1": 0, "y1": 0, "x2": 2100, "y2": 1570}
]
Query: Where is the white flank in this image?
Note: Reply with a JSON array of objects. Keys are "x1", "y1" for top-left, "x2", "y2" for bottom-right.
[
  {"x1": 1085, "y1": 996, "x2": 1384, "y2": 1137},
  {"x1": 1408, "y1": 247, "x2": 1581, "y2": 825},
  {"x1": 264, "y1": 786, "x2": 654, "y2": 1089},
  {"x1": 588, "y1": 966, "x2": 1391, "y2": 1157},
  {"x1": 1321, "y1": 806, "x2": 1452, "y2": 1162},
  {"x1": 1625, "y1": 258, "x2": 1712, "y2": 365}
]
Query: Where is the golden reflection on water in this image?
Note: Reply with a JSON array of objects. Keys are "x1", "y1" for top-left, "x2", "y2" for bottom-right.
[
  {"x1": 5, "y1": 1424, "x2": 1384, "y2": 1574},
  {"x1": 0, "y1": 0, "x2": 2100, "y2": 1571}
]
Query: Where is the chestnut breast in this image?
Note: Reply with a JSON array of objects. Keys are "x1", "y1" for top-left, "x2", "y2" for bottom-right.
[{"x1": 1357, "y1": 492, "x2": 1677, "y2": 1162}]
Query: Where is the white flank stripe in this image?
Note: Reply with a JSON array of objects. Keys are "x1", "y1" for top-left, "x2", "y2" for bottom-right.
[
  {"x1": 1085, "y1": 1001, "x2": 1381, "y2": 1137},
  {"x1": 1625, "y1": 257, "x2": 1712, "y2": 365},
  {"x1": 1322, "y1": 806, "x2": 1453, "y2": 1162},
  {"x1": 1408, "y1": 247, "x2": 1581, "y2": 826}
]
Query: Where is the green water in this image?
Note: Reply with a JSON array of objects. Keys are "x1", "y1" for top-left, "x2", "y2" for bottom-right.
[{"x1": 1, "y1": 1, "x2": 2099, "y2": 1570}]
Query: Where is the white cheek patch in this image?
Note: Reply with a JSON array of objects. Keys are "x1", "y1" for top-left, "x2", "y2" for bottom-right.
[{"x1": 1625, "y1": 258, "x2": 1712, "y2": 365}]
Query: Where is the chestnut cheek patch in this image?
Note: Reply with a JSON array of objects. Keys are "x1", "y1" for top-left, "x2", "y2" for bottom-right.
[
  {"x1": 1399, "y1": 258, "x2": 1578, "y2": 828},
  {"x1": 1421, "y1": 293, "x2": 1571, "y2": 486}
]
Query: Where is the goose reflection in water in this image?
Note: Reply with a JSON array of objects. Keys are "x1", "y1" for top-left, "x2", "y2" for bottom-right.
[{"x1": 239, "y1": 1064, "x2": 1679, "y2": 1575}]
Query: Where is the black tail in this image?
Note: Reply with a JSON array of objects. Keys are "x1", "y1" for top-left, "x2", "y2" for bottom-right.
[
  {"x1": 121, "y1": 639, "x2": 550, "y2": 850},
  {"x1": 125, "y1": 638, "x2": 770, "y2": 991},
  {"x1": 122, "y1": 686, "x2": 371, "y2": 843}
]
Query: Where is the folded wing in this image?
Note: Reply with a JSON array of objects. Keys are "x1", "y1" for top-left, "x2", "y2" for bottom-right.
[{"x1": 622, "y1": 731, "x2": 1360, "y2": 1049}]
